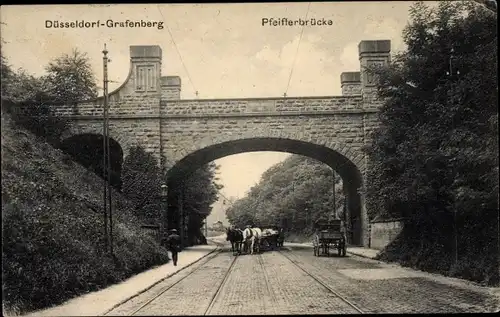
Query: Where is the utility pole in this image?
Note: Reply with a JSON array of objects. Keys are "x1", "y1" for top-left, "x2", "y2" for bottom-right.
[
  {"x1": 102, "y1": 44, "x2": 113, "y2": 255},
  {"x1": 447, "y1": 47, "x2": 459, "y2": 265},
  {"x1": 102, "y1": 44, "x2": 109, "y2": 253}
]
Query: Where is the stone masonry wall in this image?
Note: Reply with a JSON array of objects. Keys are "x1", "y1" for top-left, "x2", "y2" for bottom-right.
[
  {"x1": 161, "y1": 96, "x2": 364, "y2": 116},
  {"x1": 160, "y1": 113, "x2": 366, "y2": 165},
  {"x1": 342, "y1": 83, "x2": 362, "y2": 96},
  {"x1": 162, "y1": 87, "x2": 181, "y2": 100},
  {"x1": 65, "y1": 118, "x2": 162, "y2": 162},
  {"x1": 370, "y1": 219, "x2": 404, "y2": 250},
  {"x1": 53, "y1": 84, "x2": 161, "y2": 118}
]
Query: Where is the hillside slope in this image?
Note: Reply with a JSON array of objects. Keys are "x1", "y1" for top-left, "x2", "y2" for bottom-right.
[{"x1": 1, "y1": 112, "x2": 169, "y2": 315}]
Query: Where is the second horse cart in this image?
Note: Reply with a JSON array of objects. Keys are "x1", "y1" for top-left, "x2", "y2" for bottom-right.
[
  {"x1": 259, "y1": 228, "x2": 280, "y2": 251},
  {"x1": 313, "y1": 219, "x2": 347, "y2": 257}
]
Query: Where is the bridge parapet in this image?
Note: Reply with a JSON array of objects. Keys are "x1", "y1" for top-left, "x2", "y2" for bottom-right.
[
  {"x1": 54, "y1": 39, "x2": 391, "y2": 118},
  {"x1": 160, "y1": 95, "x2": 365, "y2": 116},
  {"x1": 341, "y1": 72, "x2": 361, "y2": 96},
  {"x1": 54, "y1": 45, "x2": 163, "y2": 117},
  {"x1": 161, "y1": 76, "x2": 181, "y2": 100}
]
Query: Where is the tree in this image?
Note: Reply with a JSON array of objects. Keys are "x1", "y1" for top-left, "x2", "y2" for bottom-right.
[
  {"x1": 1, "y1": 66, "x2": 69, "y2": 146},
  {"x1": 1, "y1": 48, "x2": 99, "y2": 146},
  {"x1": 225, "y1": 154, "x2": 344, "y2": 236},
  {"x1": 364, "y1": 1, "x2": 498, "y2": 284},
  {"x1": 44, "y1": 49, "x2": 98, "y2": 104},
  {"x1": 182, "y1": 162, "x2": 223, "y2": 245},
  {"x1": 121, "y1": 146, "x2": 162, "y2": 223},
  {"x1": 1, "y1": 54, "x2": 13, "y2": 99}
]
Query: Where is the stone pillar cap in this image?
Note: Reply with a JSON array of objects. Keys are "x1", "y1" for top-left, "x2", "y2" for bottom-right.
[
  {"x1": 340, "y1": 72, "x2": 361, "y2": 83},
  {"x1": 130, "y1": 45, "x2": 162, "y2": 59},
  {"x1": 358, "y1": 40, "x2": 391, "y2": 54},
  {"x1": 161, "y1": 76, "x2": 181, "y2": 86}
]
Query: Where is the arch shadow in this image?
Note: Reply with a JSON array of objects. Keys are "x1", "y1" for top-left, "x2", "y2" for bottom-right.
[
  {"x1": 166, "y1": 137, "x2": 364, "y2": 245},
  {"x1": 60, "y1": 133, "x2": 124, "y2": 190}
]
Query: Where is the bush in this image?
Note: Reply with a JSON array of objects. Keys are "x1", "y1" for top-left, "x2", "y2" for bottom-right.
[{"x1": 1, "y1": 113, "x2": 169, "y2": 314}]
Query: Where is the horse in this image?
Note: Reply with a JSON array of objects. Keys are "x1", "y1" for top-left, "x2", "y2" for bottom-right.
[
  {"x1": 226, "y1": 227, "x2": 243, "y2": 255},
  {"x1": 242, "y1": 227, "x2": 262, "y2": 255}
]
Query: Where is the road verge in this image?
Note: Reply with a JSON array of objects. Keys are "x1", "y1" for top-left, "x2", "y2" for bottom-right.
[
  {"x1": 21, "y1": 242, "x2": 221, "y2": 317},
  {"x1": 101, "y1": 242, "x2": 221, "y2": 315}
]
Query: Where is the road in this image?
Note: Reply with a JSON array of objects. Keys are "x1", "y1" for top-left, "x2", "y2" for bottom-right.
[{"x1": 106, "y1": 243, "x2": 499, "y2": 315}]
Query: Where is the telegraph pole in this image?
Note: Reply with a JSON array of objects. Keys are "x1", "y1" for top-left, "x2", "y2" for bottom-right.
[
  {"x1": 447, "y1": 47, "x2": 459, "y2": 265},
  {"x1": 102, "y1": 44, "x2": 109, "y2": 253},
  {"x1": 102, "y1": 44, "x2": 114, "y2": 255},
  {"x1": 103, "y1": 44, "x2": 114, "y2": 255}
]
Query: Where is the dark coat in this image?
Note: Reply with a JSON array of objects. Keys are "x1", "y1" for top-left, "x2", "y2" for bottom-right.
[{"x1": 165, "y1": 233, "x2": 182, "y2": 252}]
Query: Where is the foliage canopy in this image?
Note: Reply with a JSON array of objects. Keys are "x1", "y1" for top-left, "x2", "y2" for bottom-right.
[{"x1": 365, "y1": 0, "x2": 498, "y2": 285}]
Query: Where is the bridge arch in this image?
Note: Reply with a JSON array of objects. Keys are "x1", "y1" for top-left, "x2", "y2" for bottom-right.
[
  {"x1": 167, "y1": 135, "x2": 366, "y2": 246},
  {"x1": 166, "y1": 129, "x2": 366, "y2": 172},
  {"x1": 61, "y1": 123, "x2": 134, "y2": 160},
  {"x1": 60, "y1": 133, "x2": 124, "y2": 189}
]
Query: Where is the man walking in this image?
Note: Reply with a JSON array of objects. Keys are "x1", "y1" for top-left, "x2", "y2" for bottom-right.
[
  {"x1": 277, "y1": 227, "x2": 285, "y2": 248},
  {"x1": 165, "y1": 229, "x2": 182, "y2": 266}
]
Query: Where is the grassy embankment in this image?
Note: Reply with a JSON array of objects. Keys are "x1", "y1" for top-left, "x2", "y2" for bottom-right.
[{"x1": 1, "y1": 112, "x2": 170, "y2": 315}]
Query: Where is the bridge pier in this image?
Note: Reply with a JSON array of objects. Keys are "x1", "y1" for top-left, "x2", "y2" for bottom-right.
[{"x1": 342, "y1": 183, "x2": 364, "y2": 246}]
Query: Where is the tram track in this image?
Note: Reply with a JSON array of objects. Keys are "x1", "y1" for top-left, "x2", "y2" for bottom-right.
[
  {"x1": 120, "y1": 241, "x2": 238, "y2": 316},
  {"x1": 108, "y1": 241, "x2": 363, "y2": 316},
  {"x1": 279, "y1": 250, "x2": 365, "y2": 314},
  {"x1": 203, "y1": 252, "x2": 239, "y2": 315},
  {"x1": 257, "y1": 253, "x2": 279, "y2": 315},
  {"x1": 125, "y1": 242, "x2": 225, "y2": 316},
  {"x1": 105, "y1": 239, "x2": 224, "y2": 316}
]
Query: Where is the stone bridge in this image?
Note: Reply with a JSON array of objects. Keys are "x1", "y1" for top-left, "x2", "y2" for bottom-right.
[{"x1": 55, "y1": 39, "x2": 392, "y2": 247}]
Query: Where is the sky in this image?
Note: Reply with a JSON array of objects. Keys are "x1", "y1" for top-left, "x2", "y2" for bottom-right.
[{"x1": 1, "y1": 2, "x2": 422, "y2": 225}]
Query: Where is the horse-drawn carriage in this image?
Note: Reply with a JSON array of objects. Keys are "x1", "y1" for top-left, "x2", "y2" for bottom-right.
[
  {"x1": 226, "y1": 226, "x2": 284, "y2": 255},
  {"x1": 312, "y1": 219, "x2": 347, "y2": 257},
  {"x1": 259, "y1": 228, "x2": 280, "y2": 251}
]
